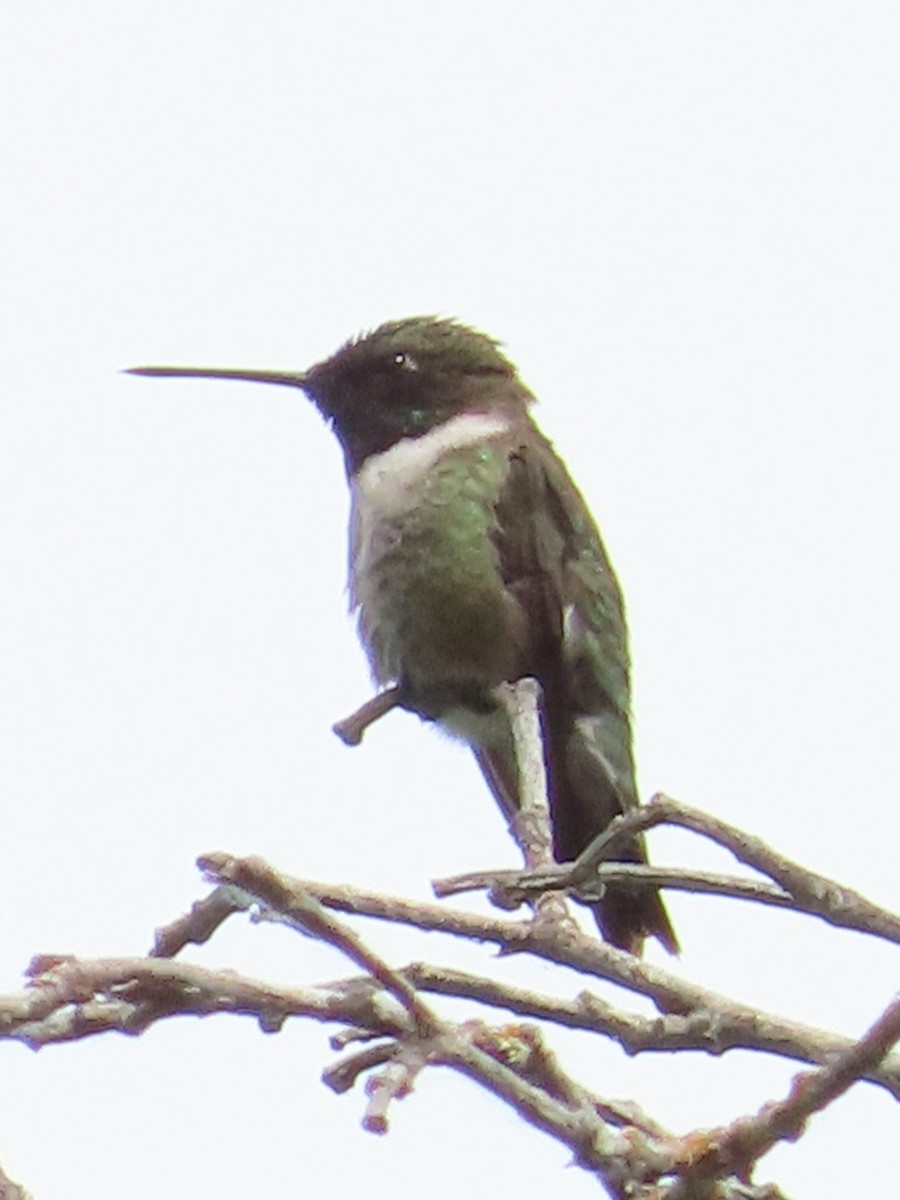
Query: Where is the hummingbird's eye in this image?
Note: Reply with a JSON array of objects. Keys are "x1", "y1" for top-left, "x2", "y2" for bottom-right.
[{"x1": 393, "y1": 351, "x2": 419, "y2": 372}]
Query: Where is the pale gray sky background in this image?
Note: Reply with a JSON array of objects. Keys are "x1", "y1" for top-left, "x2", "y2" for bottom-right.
[{"x1": 2, "y1": 4, "x2": 899, "y2": 1197}]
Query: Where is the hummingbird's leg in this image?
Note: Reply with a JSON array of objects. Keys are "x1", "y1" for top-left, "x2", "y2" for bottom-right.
[{"x1": 332, "y1": 685, "x2": 404, "y2": 746}]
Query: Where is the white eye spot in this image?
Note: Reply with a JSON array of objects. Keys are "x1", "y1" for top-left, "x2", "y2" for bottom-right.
[{"x1": 394, "y1": 351, "x2": 419, "y2": 371}]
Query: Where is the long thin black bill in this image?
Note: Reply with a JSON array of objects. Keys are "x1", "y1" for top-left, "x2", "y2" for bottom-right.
[{"x1": 124, "y1": 366, "x2": 307, "y2": 389}]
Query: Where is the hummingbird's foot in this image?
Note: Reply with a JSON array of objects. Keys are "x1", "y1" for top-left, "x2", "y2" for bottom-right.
[{"x1": 332, "y1": 685, "x2": 404, "y2": 746}]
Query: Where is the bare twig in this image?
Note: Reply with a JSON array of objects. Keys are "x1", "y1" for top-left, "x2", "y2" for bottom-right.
[
  {"x1": 434, "y1": 862, "x2": 796, "y2": 911},
  {"x1": 669, "y1": 993, "x2": 900, "y2": 1193},
  {"x1": 4, "y1": 811, "x2": 896, "y2": 1198},
  {"x1": 332, "y1": 686, "x2": 403, "y2": 746},
  {"x1": 549, "y1": 794, "x2": 900, "y2": 946},
  {"x1": 426, "y1": 1022, "x2": 786, "y2": 1198},
  {"x1": 187, "y1": 856, "x2": 900, "y2": 1098},
  {"x1": 323, "y1": 1042, "x2": 397, "y2": 1093},
  {"x1": 6, "y1": 955, "x2": 408, "y2": 1046},
  {"x1": 151, "y1": 885, "x2": 246, "y2": 958},
  {"x1": 362, "y1": 1046, "x2": 428, "y2": 1133},
  {"x1": 431, "y1": 1020, "x2": 673, "y2": 1193},
  {"x1": 493, "y1": 679, "x2": 555, "y2": 871},
  {"x1": 0, "y1": 1157, "x2": 31, "y2": 1200},
  {"x1": 183, "y1": 856, "x2": 774, "y2": 1016},
  {"x1": 198, "y1": 852, "x2": 439, "y2": 1036},
  {"x1": 403, "y1": 962, "x2": 900, "y2": 1098},
  {"x1": 492, "y1": 679, "x2": 572, "y2": 928},
  {"x1": 6, "y1": 947, "x2": 899, "y2": 1102}
]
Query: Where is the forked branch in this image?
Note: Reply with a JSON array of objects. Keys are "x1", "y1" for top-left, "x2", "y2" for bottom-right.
[{"x1": 2, "y1": 682, "x2": 898, "y2": 1198}]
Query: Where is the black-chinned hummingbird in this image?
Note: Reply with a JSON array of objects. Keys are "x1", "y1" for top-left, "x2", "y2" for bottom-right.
[{"x1": 128, "y1": 317, "x2": 678, "y2": 955}]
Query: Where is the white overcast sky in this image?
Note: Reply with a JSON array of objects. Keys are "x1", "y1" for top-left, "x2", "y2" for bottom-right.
[{"x1": 2, "y1": 4, "x2": 899, "y2": 1198}]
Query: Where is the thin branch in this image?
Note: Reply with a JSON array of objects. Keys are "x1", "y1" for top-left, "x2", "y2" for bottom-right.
[
  {"x1": 562, "y1": 795, "x2": 900, "y2": 945},
  {"x1": 0, "y1": 950, "x2": 797, "y2": 1197},
  {"x1": 198, "y1": 852, "x2": 439, "y2": 1036},
  {"x1": 361, "y1": 1046, "x2": 428, "y2": 1134},
  {"x1": 332, "y1": 686, "x2": 403, "y2": 746},
  {"x1": 3, "y1": 845, "x2": 889, "y2": 1199},
  {"x1": 429, "y1": 1020, "x2": 671, "y2": 1194},
  {"x1": 5, "y1": 822, "x2": 896, "y2": 1198},
  {"x1": 187, "y1": 856, "x2": 778, "y2": 1014},
  {"x1": 5, "y1": 956, "x2": 408, "y2": 1046},
  {"x1": 10, "y1": 947, "x2": 899, "y2": 1105},
  {"x1": 671, "y1": 993, "x2": 900, "y2": 1191},
  {"x1": 151, "y1": 885, "x2": 246, "y2": 958},
  {"x1": 190, "y1": 828, "x2": 691, "y2": 1182},
  {"x1": 323, "y1": 1042, "x2": 396, "y2": 1093},
  {"x1": 0, "y1": 1158, "x2": 31, "y2": 1200},
  {"x1": 402, "y1": 963, "x2": 900, "y2": 1099},
  {"x1": 193, "y1": 856, "x2": 900, "y2": 1099},
  {"x1": 493, "y1": 679, "x2": 554, "y2": 871},
  {"x1": 428, "y1": 1023, "x2": 786, "y2": 1198},
  {"x1": 434, "y1": 862, "x2": 796, "y2": 911},
  {"x1": 493, "y1": 678, "x2": 572, "y2": 926}
]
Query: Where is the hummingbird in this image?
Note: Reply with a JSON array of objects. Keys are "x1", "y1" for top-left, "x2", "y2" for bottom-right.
[{"x1": 128, "y1": 317, "x2": 678, "y2": 955}]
